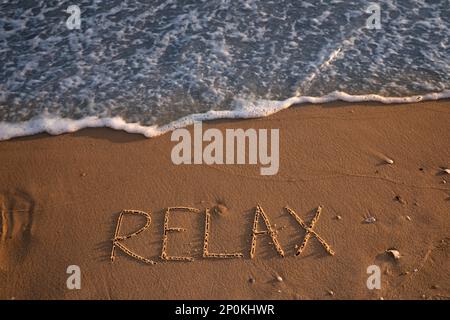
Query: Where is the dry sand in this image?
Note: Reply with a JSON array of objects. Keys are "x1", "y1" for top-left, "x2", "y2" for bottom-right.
[{"x1": 0, "y1": 100, "x2": 449, "y2": 300}]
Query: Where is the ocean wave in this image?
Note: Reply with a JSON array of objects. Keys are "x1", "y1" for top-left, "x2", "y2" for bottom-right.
[
  {"x1": 1, "y1": 90, "x2": 449, "y2": 141},
  {"x1": 1, "y1": 0, "x2": 449, "y2": 140}
]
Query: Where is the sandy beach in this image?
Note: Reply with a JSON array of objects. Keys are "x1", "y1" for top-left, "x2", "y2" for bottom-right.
[{"x1": 0, "y1": 99, "x2": 449, "y2": 300}]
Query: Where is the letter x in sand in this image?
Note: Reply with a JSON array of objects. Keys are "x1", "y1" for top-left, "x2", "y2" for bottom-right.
[{"x1": 285, "y1": 206, "x2": 335, "y2": 256}]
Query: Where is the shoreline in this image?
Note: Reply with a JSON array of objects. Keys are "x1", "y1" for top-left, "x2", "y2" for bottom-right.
[
  {"x1": 0, "y1": 99, "x2": 449, "y2": 300},
  {"x1": 1, "y1": 90, "x2": 450, "y2": 141}
]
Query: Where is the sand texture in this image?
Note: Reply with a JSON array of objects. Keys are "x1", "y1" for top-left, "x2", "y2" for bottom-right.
[{"x1": 0, "y1": 100, "x2": 449, "y2": 300}]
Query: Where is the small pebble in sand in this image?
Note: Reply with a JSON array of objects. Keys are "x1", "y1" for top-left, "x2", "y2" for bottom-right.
[
  {"x1": 276, "y1": 275, "x2": 283, "y2": 282},
  {"x1": 386, "y1": 249, "x2": 401, "y2": 260},
  {"x1": 336, "y1": 215, "x2": 342, "y2": 220},
  {"x1": 431, "y1": 285, "x2": 439, "y2": 290},
  {"x1": 328, "y1": 290, "x2": 335, "y2": 296},
  {"x1": 80, "y1": 172, "x2": 87, "y2": 177},
  {"x1": 394, "y1": 195, "x2": 406, "y2": 204},
  {"x1": 249, "y1": 278, "x2": 255, "y2": 284},
  {"x1": 421, "y1": 294, "x2": 426, "y2": 299},
  {"x1": 413, "y1": 268, "x2": 419, "y2": 273},
  {"x1": 277, "y1": 290, "x2": 282, "y2": 293},
  {"x1": 442, "y1": 180, "x2": 447, "y2": 184},
  {"x1": 213, "y1": 203, "x2": 229, "y2": 216},
  {"x1": 385, "y1": 158, "x2": 394, "y2": 165},
  {"x1": 379, "y1": 297, "x2": 384, "y2": 300},
  {"x1": 406, "y1": 216, "x2": 412, "y2": 221},
  {"x1": 364, "y1": 216, "x2": 376, "y2": 224},
  {"x1": 442, "y1": 168, "x2": 450, "y2": 174}
]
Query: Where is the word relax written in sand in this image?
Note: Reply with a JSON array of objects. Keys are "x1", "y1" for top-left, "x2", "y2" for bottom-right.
[{"x1": 110, "y1": 205, "x2": 335, "y2": 264}]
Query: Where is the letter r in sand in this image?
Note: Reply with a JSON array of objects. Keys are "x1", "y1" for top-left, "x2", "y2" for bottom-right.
[{"x1": 111, "y1": 209, "x2": 155, "y2": 264}]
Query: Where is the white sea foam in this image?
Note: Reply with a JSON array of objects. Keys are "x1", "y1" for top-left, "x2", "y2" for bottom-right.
[{"x1": 1, "y1": 90, "x2": 448, "y2": 141}]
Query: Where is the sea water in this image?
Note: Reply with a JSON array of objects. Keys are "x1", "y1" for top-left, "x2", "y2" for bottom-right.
[{"x1": 0, "y1": 0, "x2": 449, "y2": 140}]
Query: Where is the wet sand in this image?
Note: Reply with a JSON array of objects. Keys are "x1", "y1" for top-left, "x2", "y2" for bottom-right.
[{"x1": 0, "y1": 100, "x2": 449, "y2": 300}]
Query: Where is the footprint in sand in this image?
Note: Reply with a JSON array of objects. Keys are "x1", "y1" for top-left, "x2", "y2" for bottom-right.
[{"x1": 0, "y1": 190, "x2": 35, "y2": 266}]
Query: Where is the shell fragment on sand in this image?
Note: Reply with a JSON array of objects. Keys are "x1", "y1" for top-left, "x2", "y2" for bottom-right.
[
  {"x1": 386, "y1": 249, "x2": 401, "y2": 260},
  {"x1": 364, "y1": 216, "x2": 376, "y2": 224}
]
